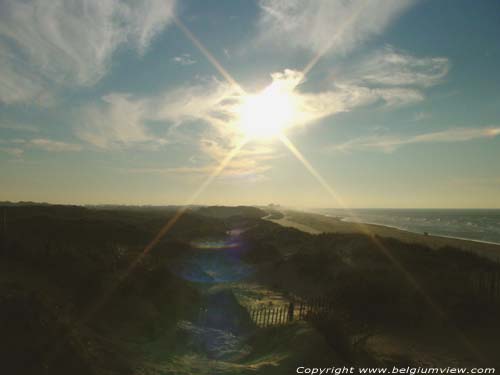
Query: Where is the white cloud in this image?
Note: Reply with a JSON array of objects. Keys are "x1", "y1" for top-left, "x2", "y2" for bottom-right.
[
  {"x1": 0, "y1": 147, "x2": 24, "y2": 157},
  {"x1": 125, "y1": 160, "x2": 272, "y2": 178},
  {"x1": 0, "y1": 138, "x2": 82, "y2": 154},
  {"x1": 73, "y1": 64, "x2": 442, "y2": 176},
  {"x1": 0, "y1": 122, "x2": 40, "y2": 133},
  {"x1": 75, "y1": 76, "x2": 283, "y2": 177},
  {"x1": 256, "y1": 0, "x2": 414, "y2": 55},
  {"x1": 75, "y1": 68, "x2": 428, "y2": 152},
  {"x1": 171, "y1": 53, "x2": 196, "y2": 66},
  {"x1": 339, "y1": 45, "x2": 450, "y2": 88},
  {"x1": 76, "y1": 94, "x2": 154, "y2": 149},
  {"x1": 413, "y1": 111, "x2": 431, "y2": 122},
  {"x1": 153, "y1": 77, "x2": 239, "y2": 133},
  {"x1": 0, "y1": 0, "x2": 176, "y2": 104},
  {"x1": 29, "y1": 138, "x2": 83, "y2": 152},
  {"x1": 371, "y1": 87, "x2": 425, "y2": 107},
  {"x1": 324, "y1": 46, "x2": 450, "y2": 109},
  {"x1": 255, "y1": 69, "x2": 426, "y2": 129},
  {"x1": 331, "y1": 127, "x2": 500, "y2": 153},
  {"x1": 297, "y1": 84, "x2": 424, "y2": 124},
  {"x1": 75, "y1": 77, "x2": 240, "y2": 149}
]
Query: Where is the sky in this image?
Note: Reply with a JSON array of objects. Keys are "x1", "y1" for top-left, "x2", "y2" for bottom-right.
[{"x1": 0, "y1": 0, "x2": 499, "y2": 208}]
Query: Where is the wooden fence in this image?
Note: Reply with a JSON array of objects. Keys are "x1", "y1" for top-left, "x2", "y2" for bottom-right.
[
  {"x1": 197, "y1": 298, "x2": 334, "y2": 329},
  {"x1": 248, "y1": 298, "x2": 334, "y2": 327}
]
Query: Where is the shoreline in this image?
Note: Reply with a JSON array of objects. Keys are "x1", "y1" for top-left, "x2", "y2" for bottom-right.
[
  {"x1": 334, "y1": 216, "x2": 500, "y2": 246},
  {"x1": 268, "y1": 210, "x2": 500, "y2": 263}
]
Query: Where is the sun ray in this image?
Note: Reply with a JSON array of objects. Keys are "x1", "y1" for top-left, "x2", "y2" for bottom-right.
[
  {"x1": 278, "y1": 133, "x2": 346, "y2": 207},
  {"x1": 63, "y1": 18, "x2": 251, "y2": 327},
  {"x1": 90, "y1": 137, "x2": 247, "y2": 312},
  {"x1": 119, "y1": 137, "x2": 248, "y2": 273},
  {"x1": 173, "y1": 16, "x2": 246, "y2": 95},
  {"x1": 44, "y1": 13, "x2": 482, "y2": 366},
  {"x1": 302, "y1": 4, "x2": 365, "y2": 77},
  {"x1": 43, "y1": 138, "x2": 248, "y2": 368},
  {"x1": 278, "y1": 133, "x2": 483, "y2": 361}
]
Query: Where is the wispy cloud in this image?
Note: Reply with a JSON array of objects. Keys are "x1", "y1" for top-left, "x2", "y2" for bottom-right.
[
  {"x1": 74, "y1": 75, "x2": 285, "y2": 178},
  {"x1": 73, "y1": 54, "x2": 449, "y2": 177},
  {"x1": 28, "y1": 138, "x2": 82, "y2": 152},
  {"x1": 126, "y1": 162, "x2": 271, "y2": 178},
  {"x1": 256, "y1": 0, "x2": 414, "y2": 55},
  {"x1": 76, "y1": 93, "x2": 164, "y2": 149},
  {"x1": 0, "y1": 138, "x2": 82, "y2": 154},
  {"x1": 0, "y1": 0, "x2": 176, "y2": 105},
  {"x1": 320, "y1": 45, "x2": 451, "y2": 110},
  {"x1": 263, "y1": 69, "x2": 426, "y2": 126},
  {"x1": 171, "y1": 53, "x2": 196, "y2": 66},
  {"x1": 75, "y1": 77, "x2": 239, "y2": 149},
  {"x1": 413, "y1": 111, "x2": 431, "y2": 122},
  {"x1": 74, "y1": 67, "x2": 434, "y2": 161},
  {"x1": 123, "y1": 141, "x2": 277, "y2": 180},
  {"x1": 0, "y1": 122, "x2": 40, "y2": 133},
  {"x1": 337, "y1": 45, "x2": 450, "y2": 88},
  {"x1": 0, "y1": 146, "x2": 24, "y2": 157},
  {"x1": 331, "y1": 127, "x2": 500, "y2": 153}
]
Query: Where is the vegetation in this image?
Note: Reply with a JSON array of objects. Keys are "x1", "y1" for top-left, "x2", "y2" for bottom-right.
[{"x1": 1, "y1": 204, "x2": 499, "y2": 373}]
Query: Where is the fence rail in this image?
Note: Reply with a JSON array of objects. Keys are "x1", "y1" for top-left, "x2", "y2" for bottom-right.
[
  {"x1": 197, "y1": 297, "x2": 334, "y2": 329},
  {"x1": 249, "y1": 298, "x2": 334, "y2": 327},
  {"x1": 197, "y1": 271, "x2": 500, "y2": 329}
]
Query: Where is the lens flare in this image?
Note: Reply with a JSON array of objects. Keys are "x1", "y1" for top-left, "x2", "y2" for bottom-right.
[{"x1": 237, "y1": 83, "x2": 296, "y2": 140}]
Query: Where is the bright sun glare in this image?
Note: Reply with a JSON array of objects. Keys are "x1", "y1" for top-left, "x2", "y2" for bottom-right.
[{"x1": 237, "y1": 83, "x2": 296, "y2": 140}]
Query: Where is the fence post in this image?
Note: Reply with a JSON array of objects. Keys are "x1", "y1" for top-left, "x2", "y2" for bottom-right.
[
  {"x1": 491, "y1": 272, "x2": 495, "y2": 300},
  {"x1": 288, "y1": 302, "x2": 295, "y2": 322}
]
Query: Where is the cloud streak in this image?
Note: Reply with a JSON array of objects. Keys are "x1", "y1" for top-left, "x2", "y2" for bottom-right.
[
  {"x1": 74, "y1": 61, "x2": 445, "y2": 172},
  {"x1": 256, "y1": 0, "x2": 414, "y2": 56},
  {"x1": 337, "y1": 45, "x2": 450, "y2": 88},
  {"x1": 171, "y1": 53, "x2": 196, "y2": 66},
  {"x1": 0, "y1": 138, "x2": 82, "y2": 155},
  {"x1": 76, "y1": 94, "x2": 156, "y2": 149},
  {"x1": 73, "y1": 34, "x2": 451, "y2": 178},
  {"x1": 0, "y1": 0, "x2": 176, "y2": 104},
  {"x1": 331, "y1": 127, "x2": 500, "y2": 153},
  {"x1": 28, "y1": 138, "x2": 83, "y2": 152}
]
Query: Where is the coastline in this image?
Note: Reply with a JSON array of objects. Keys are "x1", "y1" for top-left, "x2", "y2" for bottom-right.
[
  {"x1": 336, "y1": 216, "x2": 500, "y2": 247},
  {"x1": 268, "y1": 209, "x2": 500, "y2": 263}
]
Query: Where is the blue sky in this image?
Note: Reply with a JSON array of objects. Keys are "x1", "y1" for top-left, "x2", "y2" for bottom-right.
[{"x1": 0, "y1": 0, "x2": 499, "y2": 208}]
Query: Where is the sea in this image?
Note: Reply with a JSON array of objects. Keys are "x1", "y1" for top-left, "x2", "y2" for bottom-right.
[{"x1": 316, "y1": 209, "x2": 500, "y2": 245}]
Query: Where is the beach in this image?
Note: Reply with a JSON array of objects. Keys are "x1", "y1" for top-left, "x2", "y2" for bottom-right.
[{"x1": 268, "y1": 210, "x2": 500, "y2": 263}]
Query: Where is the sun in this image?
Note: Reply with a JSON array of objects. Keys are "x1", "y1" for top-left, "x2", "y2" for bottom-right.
[{"x1": 237, "y1": 83, "x2": 296, "y2": 140}]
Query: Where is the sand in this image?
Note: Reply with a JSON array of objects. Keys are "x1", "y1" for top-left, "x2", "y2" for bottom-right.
[{"x1": 268, "y1": 210, "x2": 500, "y2": 263}]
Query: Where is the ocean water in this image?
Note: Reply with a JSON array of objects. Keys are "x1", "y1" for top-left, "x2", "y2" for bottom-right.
[{"x1": 317, "y1": 209, "x2": 500, "y2": 245}]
